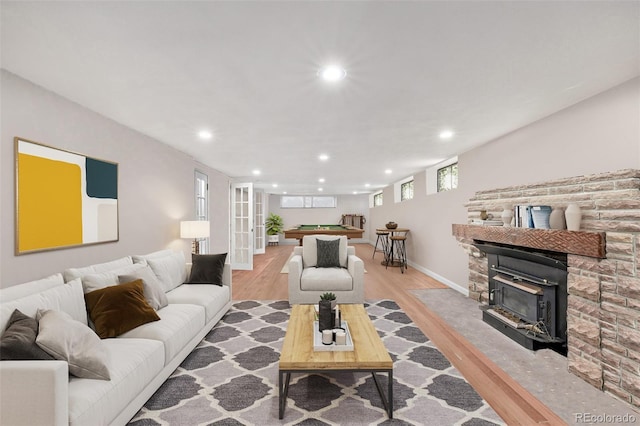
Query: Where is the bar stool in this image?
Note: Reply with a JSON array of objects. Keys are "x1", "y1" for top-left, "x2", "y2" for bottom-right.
[
  {"x1": 373, "y1": 231, "x2": 390, "y2": 261},
  {"x1": 388, "y1": 235, "x2": 407, "y2": 273}
]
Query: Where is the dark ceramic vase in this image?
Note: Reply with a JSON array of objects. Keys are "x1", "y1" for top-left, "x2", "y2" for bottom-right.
[{"x1": 318, "y1": 300, "x2": 334, "y2": 332}]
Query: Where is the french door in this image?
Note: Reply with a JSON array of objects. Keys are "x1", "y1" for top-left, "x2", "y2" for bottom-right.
[
  {"x1": 231, "y1": 182, "x2": 253, "y2": 270},
  {"x1": 254, "y1": 189, "x2": 266, "y2": 254}
]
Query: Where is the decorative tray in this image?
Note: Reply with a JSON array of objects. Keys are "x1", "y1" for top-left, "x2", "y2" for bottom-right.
[{"x1": 313, "y1": 320, "x2": 354, "y2": 352}]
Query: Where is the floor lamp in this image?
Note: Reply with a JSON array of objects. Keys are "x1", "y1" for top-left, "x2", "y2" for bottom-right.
[{"x1": 180, "y1": 221, "x2": 210, "y2": 254}]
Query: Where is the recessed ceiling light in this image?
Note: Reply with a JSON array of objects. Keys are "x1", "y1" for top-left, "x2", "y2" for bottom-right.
[
  {"x1": 365, "y1": 183, "x2": 370, "y2": 187},
  {"x1": 318, "y1": 178, "x2": 325, "y2": 183},
  {"x1": 283, "y1": 191, "x2": 287, "y2": 194},
  {"x1": 385, "y1": 169, "x2": 392, "y2": 174},
  {"x1": 252, "y1": 169, "x2": 261, "y2": 175},
  {"x1": 272, "y1": 183, "x2": 278, "y2": 188},
  {"x1": 198, "y1": 130, "x2": 213, "y2": 140},
  {"x1": 353, "y1": 191, "x2": 358, "y2": 194},
  {"x1": 319, "y1": 65, "x2": 346, "y2": 82},
  {"x1": 319, "y1": 154, "x2": 329, "y2": 161},
  {"x1": 439, "y1": 130, "x2": 454, "y2": 140},
  {"x1": 318, "y1": 188, "x2": 323, "y2": 192}
]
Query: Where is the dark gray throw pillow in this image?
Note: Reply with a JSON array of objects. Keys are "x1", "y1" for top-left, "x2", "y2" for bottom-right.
[
  {"x1": 187, "y1": 253, "x2": 227, "y2": 285},
  {"x1": 0, "y1": 309, "x2": 55, "y2": 361},
  {"x1": 316, "y1": 238, "x2": 341, "y2": 268}
]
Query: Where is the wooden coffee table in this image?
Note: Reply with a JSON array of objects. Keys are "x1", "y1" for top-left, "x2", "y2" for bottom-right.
[{"x1": 278, "y1": 304, "x2": 394, "y2": 419}]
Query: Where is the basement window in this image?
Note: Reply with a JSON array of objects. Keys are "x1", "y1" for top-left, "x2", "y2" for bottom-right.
[
  {"x1": 437, "y1": 163, "x2": 458, "y2": 192},
  {"x1": 280, "y1": 195, "x2": 337, "y2": 208}
]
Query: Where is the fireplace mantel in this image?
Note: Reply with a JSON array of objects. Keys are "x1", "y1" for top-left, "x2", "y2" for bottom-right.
[{"x1": 451, "y1": 224, "x2": 606, "y2": 258}]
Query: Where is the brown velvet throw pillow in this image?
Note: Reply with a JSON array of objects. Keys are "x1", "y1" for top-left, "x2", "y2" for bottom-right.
[{"x1": 84, "y1": 279, "x2": 160, "y2": 339}]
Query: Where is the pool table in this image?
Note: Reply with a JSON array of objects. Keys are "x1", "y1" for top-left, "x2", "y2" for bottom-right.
[{"x1": 283, "y1": 224, "x2": 365, "y2": 245}]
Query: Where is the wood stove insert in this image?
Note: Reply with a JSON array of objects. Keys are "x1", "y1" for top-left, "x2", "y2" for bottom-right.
[{"x1": 474, "y1": 242, "x2": 568, "y2": 354}]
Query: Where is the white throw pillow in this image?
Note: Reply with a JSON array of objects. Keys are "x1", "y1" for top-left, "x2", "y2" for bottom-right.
[
  {"x1": 118, "y1": 265, "x2": 169, "y2": 310},
  {"x1": 63, "y1": 256, "x2": 133, "y2": 282},
  {"x1": 132, "y1": 249, "x2": 174, "y2": 265},
  {"x1": 81, "y1": 263, "x2": 146, "y2": 294},
  {"x1": 146, "y1": 251, "x2": 187, "y2": 293},
  {"x1": 36, "y1": 309, "x2": 110, "y2": 380}
]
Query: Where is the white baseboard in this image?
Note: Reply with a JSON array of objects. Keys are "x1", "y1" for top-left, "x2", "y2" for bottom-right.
[{"x1": 407, "y1": 261, "x2": 469, "y2": 296}]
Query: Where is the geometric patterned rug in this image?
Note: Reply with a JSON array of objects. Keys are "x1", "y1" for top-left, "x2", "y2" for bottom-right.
[{"x1": 129, "y1": 300, "x2": 504, "y2": 425}]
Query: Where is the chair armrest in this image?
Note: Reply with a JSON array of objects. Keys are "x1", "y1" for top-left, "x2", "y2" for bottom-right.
[
  {"x1": 0, "y1": 360, "x2": 69, "y2": 426},
  {"x1": 287, "y1": 254, "x2": 304, "y2": 302},
  {"x1": 347, "y1": 254, "x2": 364, "y2": 279}
]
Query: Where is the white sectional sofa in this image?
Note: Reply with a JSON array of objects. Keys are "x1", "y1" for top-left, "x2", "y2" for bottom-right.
[{"x1": 0, "y1": 249, "x2": 232, "y2": 426}]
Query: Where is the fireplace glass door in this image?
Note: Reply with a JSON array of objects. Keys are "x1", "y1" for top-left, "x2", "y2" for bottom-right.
[{"x1": 498, "y1": 282, "x2": 539, "y2": 324}]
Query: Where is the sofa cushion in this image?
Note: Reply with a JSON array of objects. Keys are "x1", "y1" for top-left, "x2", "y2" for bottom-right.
[
  {"x1": 0, "y1": 309, "x2": 54, "y2": 360},
  {"x1": 84, "y1": 279, "x2": 160, "y2": 339},
  {"x1": 300, "y1": 268, "x2": 353, "y2": 291},
  {"x1": 119, "y1": 304, "x2": 205, "y2": 363},
  {"x1": 63, "y1": 256, "x2": 133, "y2": 282},
  {"x1": 0, "y1": 273, "x2": 65, "y2": 303},
  {"x1": 1, "y1": 278, "x2": 88, "y2": 333},
  {"x1": 302, "y1": 235, "x2": 348, "y2": 268},
  {"x1": 118, "y1": 265, "x2": 168, "y2": 310},
  {"x1": 186, "y1": 253, "x2": 227, "y2": 285},
  {"x1": 36, "y1": 309, "x2": 110, "y2": 380},
  {"x1": 146, "y1": 251, "x2": 187, "y2": 293},
  {"x1": 68, "y1": 338, "x2": 164, "y2": 426},
  {"x1": 316, "y1": 239, "x2": 341, "y2": 268},
  {"x1": 166, "y1": 284, "x2": 230, "y2": 323}
]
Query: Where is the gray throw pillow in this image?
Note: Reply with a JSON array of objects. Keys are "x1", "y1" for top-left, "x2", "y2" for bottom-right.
[
  {"x1": 36, "y1": 309, "x2": 111, "y2": 380},
  {"x1": 0, "y1": 309, "x2": 55, "y2": 361},
  {"x1": 187, "y1": 253, "x2": 227, "y2": 285},
  {"x1": 119, "y1": 265, "x2": 168, "y2": 310},
  {"x1": 316, "y1": 239, "x2": 341, "y2": 268}
]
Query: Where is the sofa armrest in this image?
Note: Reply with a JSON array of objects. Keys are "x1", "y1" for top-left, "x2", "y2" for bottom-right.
[
  {"x1": 222, "y1": 262, "x2": 232, "y2": 291},
  {"x1": 0, "y1": 360, "x2": 69, "y2": 426}
]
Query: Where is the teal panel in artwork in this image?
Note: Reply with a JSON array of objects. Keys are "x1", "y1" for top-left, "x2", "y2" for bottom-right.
[{"x1": 85, "y1": 158, "x2": 118, "y2": 199}]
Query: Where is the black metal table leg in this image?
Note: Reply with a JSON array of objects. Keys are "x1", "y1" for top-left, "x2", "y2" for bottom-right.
[
  {"x1": 279, "y1": 371, "x2": 291, "y2": 419},
  {"x1": 371, "y1": 371, "x2": 393, "y2": 418}
]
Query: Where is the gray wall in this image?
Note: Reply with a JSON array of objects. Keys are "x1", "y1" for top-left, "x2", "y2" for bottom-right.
[
  {"x1": 268, "y1": 193, "x2": 370, "y2": 244},
  {"x1": 1, "y1": 70, "x2": 231, "y2": 287},
  {"x1": 369, "y1": 77, "x2": 640, "y2": 293}
]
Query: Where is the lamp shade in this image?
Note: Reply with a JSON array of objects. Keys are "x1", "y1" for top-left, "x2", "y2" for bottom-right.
[{"x1": 180, "y1": 221, "x2": 210, "y2": 239}]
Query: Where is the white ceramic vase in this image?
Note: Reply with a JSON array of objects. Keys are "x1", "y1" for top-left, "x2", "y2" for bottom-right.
[
  {"x1": 501, "y1": 208, "x2": 513, "y2": 227},
  {"x1": 549, "y1": 207, "x2": 566, "y2": 230},
  {"x1": 565, "y1": 203, "x2": 582, "y2": 231}
]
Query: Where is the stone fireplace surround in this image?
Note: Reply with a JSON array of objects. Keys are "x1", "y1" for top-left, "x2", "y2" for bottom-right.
[{"x1": 452, "y1": 169, "x2": 640, "y2": 410}]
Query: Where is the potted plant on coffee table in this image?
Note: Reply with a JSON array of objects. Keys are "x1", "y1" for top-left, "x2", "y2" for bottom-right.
[
  {"x1": 265, "y1": 213, "x2": 284, "y2": 245},
  {"x1": 320, "y1": 292, "x2": 337, "y2": 310}
]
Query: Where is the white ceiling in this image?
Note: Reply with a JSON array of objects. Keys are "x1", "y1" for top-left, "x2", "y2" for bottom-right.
[{"x1": 2, "y1": 1, "x2": 639, "y2": 195}]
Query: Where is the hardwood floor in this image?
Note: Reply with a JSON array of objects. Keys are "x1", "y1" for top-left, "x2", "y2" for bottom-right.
[{"x1": 232, "y1": 243, "x2": 566, "y2": 425}]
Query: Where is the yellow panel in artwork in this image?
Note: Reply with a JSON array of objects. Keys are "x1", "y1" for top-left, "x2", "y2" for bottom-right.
[{"x1": 18, "y1": 153, "x2": 83, "y2": 252}]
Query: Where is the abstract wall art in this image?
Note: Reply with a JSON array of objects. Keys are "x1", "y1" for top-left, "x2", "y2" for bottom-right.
[{"x1": 15, "y1": 138, "x2": 119, "y2": 254}]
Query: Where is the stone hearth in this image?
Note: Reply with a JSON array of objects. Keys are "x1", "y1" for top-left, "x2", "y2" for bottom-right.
[{"x1": 452, "y1": 169, "x2": 640, "y2": 410}]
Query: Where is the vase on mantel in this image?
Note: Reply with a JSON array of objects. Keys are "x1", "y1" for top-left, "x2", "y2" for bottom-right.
[
  {"x1": 549, "y1": 207, "x2": 566, "y2": 230},
  {"x1": 565, "y1": 203, "x2": 582, "y2": 231},
  {"x1": 501, "y1": 208, "x2": 513, "y2": 227}
]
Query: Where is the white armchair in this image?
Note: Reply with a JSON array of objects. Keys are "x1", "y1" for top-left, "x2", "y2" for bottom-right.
[{"x1": 288, "y1": 235, "x2": 364, "y2": 305}]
